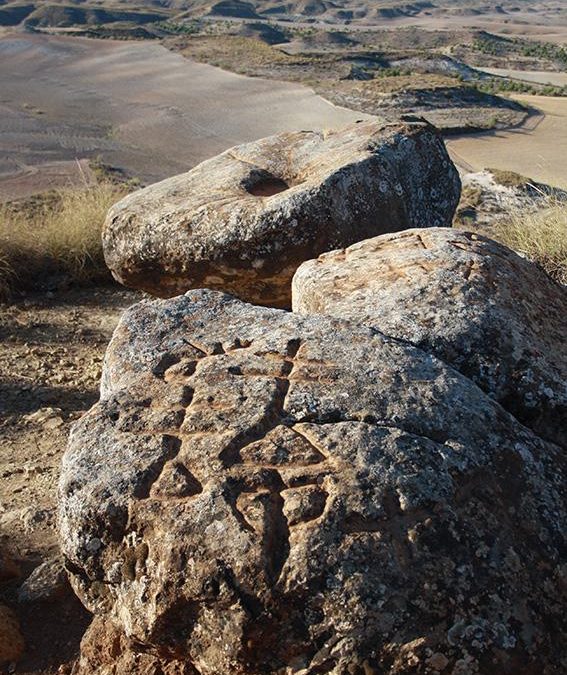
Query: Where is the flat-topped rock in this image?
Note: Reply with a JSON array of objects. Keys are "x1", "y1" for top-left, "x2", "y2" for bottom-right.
[
  {"x1": 102, "y1": 120, "x2": 460, "y2": 307},
  {"x1": 292, "y1": 228, "x2": 567, "y2": 446},
  {"x1": 60, "y1": 290, "x2": 565, "y2": 674}
]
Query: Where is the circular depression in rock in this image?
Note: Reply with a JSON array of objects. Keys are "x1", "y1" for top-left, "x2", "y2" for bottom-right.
[{"x1": 245, "y1": 171, "x2": 290, "y2": 197}]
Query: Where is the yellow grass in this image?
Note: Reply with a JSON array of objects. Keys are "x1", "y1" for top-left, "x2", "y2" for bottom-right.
[
  {"x1": 0, "y1": 182, "x2": 127, "y2": 299},
  {"x1": 493, "y1": 195, "x2": 567, "y2": 284}
]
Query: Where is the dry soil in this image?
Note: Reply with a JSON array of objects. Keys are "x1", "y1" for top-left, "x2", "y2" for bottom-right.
[
  {"x1": 0, "y1": 286, "x2": 140, "y2": 674},
  {"x1": 0, "y1": 31, "x2": 368, "y2": 200},
  {"x1": 447, "y1": 94, "x2": 567, "y2": 189}
]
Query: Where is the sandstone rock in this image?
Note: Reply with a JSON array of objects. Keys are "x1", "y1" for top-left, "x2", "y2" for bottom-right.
[
  {"x1": 75, "y1": 616, "x2": 195, "y2": 675},
  {"x1": 17, "y1": 556, "x2": 70, "y2": 604},
  {"x1": 102, "y1": 120, "x2": 460, "y2": 307},
  {"x1": 292, "y1": 228, "x2": 567, "y2": 446},
  {"x1": 60, "y1": 290, "x2": 565, "y2": 674},
  {"x1": 0, "y1": 604, "x2": 24, "y2": 663}
]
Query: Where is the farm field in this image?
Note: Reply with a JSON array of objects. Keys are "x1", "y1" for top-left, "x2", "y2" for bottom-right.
[
  {"x1": 479, "y1": 68, "x2": 567, "y2": 87},
  {"x1": 447, "y1": 94, "x2": 567, "y2": 189},
  {"x1": 0, "y1": 31, "x2": 367, "y2": 200}
]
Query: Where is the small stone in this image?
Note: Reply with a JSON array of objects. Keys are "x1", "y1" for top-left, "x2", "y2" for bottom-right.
[
  {"x1": 23, "y1": 407, "x2": 64, "y2": 427},
  {"x1": 18, "y1": 557, "x2": 70, "y2": 604},
  {"x1": 427, "y1": 652, "x2": 450, "y2": 671},
  {"x1": 44, "y1": 416, "x2": 64, "y2": 430},
  {"x1": 86, "y1": 538, "x2": 102, "y2": 553}
]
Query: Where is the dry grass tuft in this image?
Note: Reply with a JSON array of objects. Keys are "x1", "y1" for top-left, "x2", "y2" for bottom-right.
[
  {"x1": 487, "y1": 168, "x2": 530, "y2": 188},
  {"x1": 492, "y1": 194, "x2": 567, "y2": 285},
  {"x1": 0, "y1": 182, "x2": 127, "y2": 300},
  {"x1": 0, "y1": 250, "x2": 15, "y2": 300}
]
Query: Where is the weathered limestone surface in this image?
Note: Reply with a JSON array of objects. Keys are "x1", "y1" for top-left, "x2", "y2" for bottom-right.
[
  {"x1": 60, "y1": 290, "x2": 566, "y2": 674},
  {"x1": 102, "y1": 120, "x2": 460, "y2": 307},
  {"x1": 292, "y1": 228, "x2": 567, "y2": 446}
]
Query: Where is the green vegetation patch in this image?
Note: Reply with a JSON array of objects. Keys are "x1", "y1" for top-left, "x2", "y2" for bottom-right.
[
  {"x1": 472, "y1": 32, "x2": 567, "y2": 69},
  {"x1": 0, "y1": 3, "x2": 35, "y2": 26},
  {"x1": 478, "y1": 77, "x2": 567, "y2": 98}
]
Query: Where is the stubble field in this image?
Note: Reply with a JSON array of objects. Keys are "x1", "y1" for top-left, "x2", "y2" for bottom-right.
[
  {"x1": 447, "y1": 94, "x2": 567, "y2": 188},
  {"x1": 0, "y1": 31, "x2": 368, "y2": 200}
]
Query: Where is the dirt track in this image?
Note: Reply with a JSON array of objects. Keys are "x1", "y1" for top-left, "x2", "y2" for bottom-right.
[{"x1": 0, "y1": 31, "x2": 368, "y2": 199}]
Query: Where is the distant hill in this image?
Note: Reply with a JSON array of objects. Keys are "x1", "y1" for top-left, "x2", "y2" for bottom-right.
[
  {"x1": 0, "y1": 0, "x2": 485, "y2": 27},
  {"x1": 23, "y1": 4, "x2": 167, "y2": 28},
  {"x1": 238, "y1": 20, "x2": 288, "y2": 44},
  {"x1": 1, "y1": 0, "x2": 564, "y2": 32}
]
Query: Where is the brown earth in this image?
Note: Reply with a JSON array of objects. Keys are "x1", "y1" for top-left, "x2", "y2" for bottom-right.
[
  {"x1": 0, "y1": 160, "x2": 95, "y2": 203},
  {"x1": 447, "y1": 94, "x2": 567, "y2": 189},
  {"x1": 0, "y1": 30, "x2": 368, "y2": 202},
  {"x1": 0, "y1": 286, "x2": 140, "y2": 674}
]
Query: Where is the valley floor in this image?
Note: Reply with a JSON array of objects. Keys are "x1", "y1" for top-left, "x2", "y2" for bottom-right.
[
  {"x1": 1, "y1": 31, "x2": 567, "y2": 200},
  {"x1": 0, "y1": 31, "x2": 367, "y2": 201}
]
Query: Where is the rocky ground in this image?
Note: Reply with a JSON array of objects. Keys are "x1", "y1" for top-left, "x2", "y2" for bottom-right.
[
  {"x1": 0, "y1": 286, "x2": 140, "y2": 673},
  {"x1": 0, "y1": 118, "x2": 564, "y2": 673}
]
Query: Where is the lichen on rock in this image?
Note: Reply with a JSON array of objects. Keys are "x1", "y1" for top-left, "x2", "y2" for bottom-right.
[
  {"x1": 292, "y1": 227, "x2": 567, "y2": 447},
  {"x1": 102, "y1": 120, "x2": 460, "y2": 307},
  {"x1": 59, "y1": 290, "x2": 566, "y2": 674}
]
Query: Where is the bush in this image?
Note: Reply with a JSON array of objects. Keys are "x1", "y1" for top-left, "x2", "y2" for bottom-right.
[
  {"x1": 0, "y1": 182, "x2": 127, "y2": 299},
  {"x1": 493, "y1": 195, "x2": 567, "y2": 284}
]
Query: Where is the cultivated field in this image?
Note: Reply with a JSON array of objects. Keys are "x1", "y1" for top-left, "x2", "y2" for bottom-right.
[
  {"x1": 479, "y1": 68, "x2": 567, "y2": 87},
  {"x1": 335, "y1": 10, "x2": 567, "y2": 45},
  {"x1": 0, "y1": 31, "x2": 367, "y2": 200},
  {"x1": 447, "y1": 95, "x2": 567, "y2": 189}
]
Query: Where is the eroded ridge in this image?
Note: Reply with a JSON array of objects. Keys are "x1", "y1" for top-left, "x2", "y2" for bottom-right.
[{"x1": 60, "y1": 290, "x2": 567, "y2": 675}]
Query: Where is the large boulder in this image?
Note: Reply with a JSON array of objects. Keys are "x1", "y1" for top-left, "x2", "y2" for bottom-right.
[
  {"x1": 59, "y1": 290, "x2": 565, "y2": 674},
  {"x1": 102, "y1": 120, "x2": 460, "y2": 307},
  {"x1": 292, "y1": 228, "x2": 567, "y2": 447}
]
